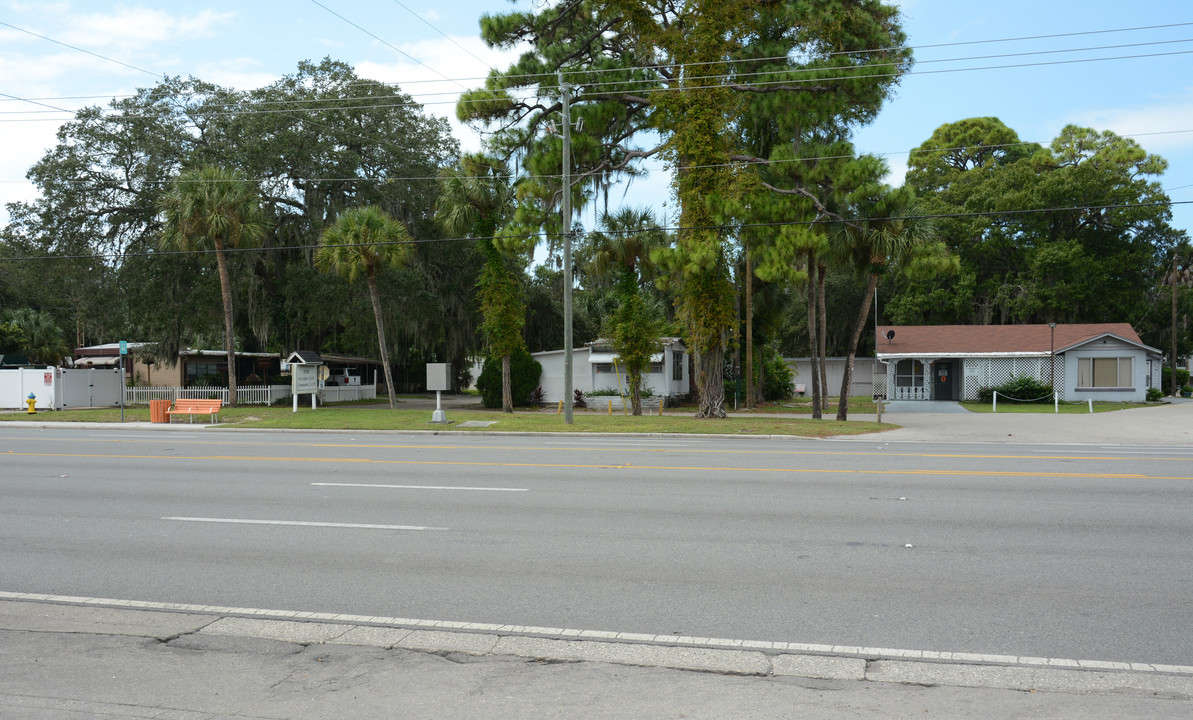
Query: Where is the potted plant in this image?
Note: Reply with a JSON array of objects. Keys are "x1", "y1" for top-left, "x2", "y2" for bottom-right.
[{"x1": 1182, "y1": 385, "x2": 1192, "y2": 399}]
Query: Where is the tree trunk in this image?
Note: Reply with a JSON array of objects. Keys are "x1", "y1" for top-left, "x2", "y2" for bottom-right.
[
  {"x1": 817, "y1": 259, "x2": 828, "y2": 402},
  {"x1": 838, "y1": 273, "x2": 879, "y2": 421},
  {"x1": 695, "y1": 346, "x2": 726, "y2": 418},
  {"x1": 367, "y1": 272, "x2": 397, "y2": 409},
  {"x1": 501, "y1": 354, "x2": 513, "y2": 413},
  {"x1": 806, "y1": 251, "x2": 821, "y2": 419},
  {"x1": 630, "y1": 369, "x2": 642, "y2": 416},
  {"x1": 214, "y1": 238, "x2": 237, "y2": 407}
]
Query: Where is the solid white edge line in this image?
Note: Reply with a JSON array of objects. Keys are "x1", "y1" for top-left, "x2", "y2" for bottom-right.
[
  {"x1": 311, "y1": 483, "x2": 527, "y2": 492},
  {"x1": 163, "y1": 517, "x2": 447, "y2": 531},
  {"x1": 1, "y1": 591, "x2": 1189, "y2": 676}
]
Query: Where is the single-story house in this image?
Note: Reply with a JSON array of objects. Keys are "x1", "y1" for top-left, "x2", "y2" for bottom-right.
[
  {"x1": 531, "y1": 338, "x2": 690, "y2": 404},
  {"x1": 875, "y1": 324, "x2": 1162, "y2": 402},
  {"x1": 74, "y1": 345, "x2": 386, "y2": 390}
]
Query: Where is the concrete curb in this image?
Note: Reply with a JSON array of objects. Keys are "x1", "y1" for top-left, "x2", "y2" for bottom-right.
[{"x1": 3, "y1": 594, "x2": 1191, "y2": 699}]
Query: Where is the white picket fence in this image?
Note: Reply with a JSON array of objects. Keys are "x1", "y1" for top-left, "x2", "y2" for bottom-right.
[
  {"x1": 123, "y1": 385, "x2": 291, "y2": 406},
  {"x1": 123, "y1": 384, "x2": 377, "y2": 406}
]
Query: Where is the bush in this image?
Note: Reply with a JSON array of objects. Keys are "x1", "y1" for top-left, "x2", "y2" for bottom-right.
[
  {"x1": 978, "y1": 375, "x2": 1054, "y2": 403},
  {"x1": 759, "y1": 346, "x2": 795, "y2": 401},
  {"x1": 1162, "y1": 367, "x2": 1190, "y2": 393},
  {"x1": 476, "y1": 349, "x2": 542, "y2": 408},
  {"x1": 1147, "y1": 387, "x2": 1164, "y2": 402},
  {"x1": 574, "y1": 389, "x2": 587, "y2": 408}
]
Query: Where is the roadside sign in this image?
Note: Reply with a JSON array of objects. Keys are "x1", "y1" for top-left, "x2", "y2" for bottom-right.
[
  {"x1": 292, "y1": 364, "x2": 318, "y2": 395},
  {"x1": 119, "y1": 340, "x2": 128, "y2": 355}
]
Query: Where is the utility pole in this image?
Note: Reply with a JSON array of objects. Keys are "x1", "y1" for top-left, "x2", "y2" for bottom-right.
[
  {"x1": 560, "y1": 72, "x2": 574, "y2": 424},
  {"x1": 745, "y1": 246, "x2": 753, "y2": 409}
]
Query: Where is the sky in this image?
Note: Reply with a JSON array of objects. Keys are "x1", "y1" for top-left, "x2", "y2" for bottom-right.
[{"x1": 1, "y1": 0, "x2": 1191, "y2": 236}]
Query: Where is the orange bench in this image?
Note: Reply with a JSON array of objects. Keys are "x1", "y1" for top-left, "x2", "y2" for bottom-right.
[{"x1": 166, "y1": 398, "x2": 223, "y2": 423}]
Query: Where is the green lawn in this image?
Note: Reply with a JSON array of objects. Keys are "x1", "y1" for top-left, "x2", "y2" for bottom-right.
[
  {"x1": 732, "y1": 397, "x2": 879, "y2": 414},
  {"x1": 959, "y1": 400, "x2": 1158, "y2": 414},
  {"x1": 1, "y1": 404, "x2": 893, "y2": 438}
]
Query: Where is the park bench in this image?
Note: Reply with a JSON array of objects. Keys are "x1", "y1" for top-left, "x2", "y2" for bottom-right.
[{"x1": 166, "y1": 398, "x2": 223, "y2": 424}]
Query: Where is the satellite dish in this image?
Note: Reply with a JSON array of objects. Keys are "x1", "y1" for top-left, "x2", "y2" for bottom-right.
[{"x1": 885, "y1": 330, "x2": 896, "y2": 342}]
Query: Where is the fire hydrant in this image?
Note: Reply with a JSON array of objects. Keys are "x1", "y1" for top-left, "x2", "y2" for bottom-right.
[{"x1": 26, "y1": 393, "x2": 37, "y2": 414}]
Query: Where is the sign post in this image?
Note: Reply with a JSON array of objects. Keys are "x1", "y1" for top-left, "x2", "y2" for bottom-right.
[
  {"x1": 286, "y1": 351, "x2": 322, "y2": 412},
  {"x1": 119, "y1": 340, "x2": 127, "y2": 422},
  {"x1": 426, "y1": 363, "x2": 451, "y2": 423}
]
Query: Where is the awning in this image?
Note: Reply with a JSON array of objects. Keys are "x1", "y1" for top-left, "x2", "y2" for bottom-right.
[
  {"x1": 588, "y1": 351, "x2": 665, "y2": 364},
  {"x1": 72, "y1": 356, "x2": 120, "y2": 367}
]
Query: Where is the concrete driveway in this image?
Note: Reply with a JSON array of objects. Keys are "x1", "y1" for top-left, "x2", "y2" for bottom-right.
[{"x1": 839, "y1": 399, "x2": 1193, "y2": 446}]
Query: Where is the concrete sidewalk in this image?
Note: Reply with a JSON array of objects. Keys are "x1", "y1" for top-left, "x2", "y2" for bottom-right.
[
  {"x1": 2, "y1": 597, "x2": 1190, "y2": 719},
  {"x1": 834, "y1": 399, "x2": 1193, "y2": 446}
]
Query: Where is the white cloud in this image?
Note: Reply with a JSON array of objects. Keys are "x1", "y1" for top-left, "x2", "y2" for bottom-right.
[
  {"x1": 1065, "y1": 96, "x2": 1193, "y2": 152},
  {"x1": 195, "y1": 58, "x2": 280, "y2": 92},
  {"x1": 59, "y1": 7, "x2": 235, "y2": 53},
  {"x1": 355, "y1": 34, "x2": 525, "y2": 152}
]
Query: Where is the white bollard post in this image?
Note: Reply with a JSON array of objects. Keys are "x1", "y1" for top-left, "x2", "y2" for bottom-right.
[
  {"x1": 1088, "y1": 398, "x2": 1093, "y2": 413},
  {"x1": 1054, "y1": 391, "x2": 1059, "y2": 414},
  {"x1": 993, "y1": 390, "x2": 998, "y2": 413}
]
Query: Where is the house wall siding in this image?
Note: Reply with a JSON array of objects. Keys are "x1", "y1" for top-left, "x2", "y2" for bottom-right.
[{"x1": 1063, "y1": 344, "x2": 1149, "y2": 402}]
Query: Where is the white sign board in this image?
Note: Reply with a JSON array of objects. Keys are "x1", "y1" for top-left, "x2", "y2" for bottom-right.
[
  {"x1": 292, "y1": 364, "x2": 319, "y2": 394},
  {"x1": 426, "y1": 363, "x2": 451, "y2": 391}
]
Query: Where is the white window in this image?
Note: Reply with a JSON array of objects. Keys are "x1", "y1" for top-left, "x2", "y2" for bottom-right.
[
  {"x1": 895, "y1": 359, "x2": 924, "y2": 388},
  {"x1": 1077, "y1": 357, "x2": 1133, "y2": 388}
]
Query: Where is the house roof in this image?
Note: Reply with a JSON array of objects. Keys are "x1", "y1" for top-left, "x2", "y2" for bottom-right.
[{"x1": 875, "y1": 324, "x2": 1159, "y2": 357}]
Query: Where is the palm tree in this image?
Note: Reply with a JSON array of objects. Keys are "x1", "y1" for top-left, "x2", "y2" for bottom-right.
[
  {"x1": 315, "y1": 206, "x2": 412, "y2": 409},
  {"x1": 830, "y1": 185, "x2": 951, "y2": 420},
  {"x1": 435, "y1": 155, "x2": 521, "y2": 412},
  {"x1": 3, "y1": 308, "x2": 68, "y2": 365},
  {"x1": 159, "y1": 166, "x2": 268, "y2": 406},
  {"x1": 584, "y1": 208, "x2": 669, "y2": 415}
]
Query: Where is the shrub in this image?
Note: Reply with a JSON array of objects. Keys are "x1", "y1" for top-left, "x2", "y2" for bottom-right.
[
  {"x1": 978, "y1": 375, "x2": 1053, "y2": 403},
  {"x1": 759, "y1": 345, "x2": 795, "y2": 401},
  {"x1": 1162, "y1": 367, "x2": 1190, "y2": 393},
  {"x1": 1146, "y1": 387, "x2": 1164, "y2": 402},
  {"x1": 529, "y1": 385, "x2": 545, "y2": 407},
  {"x1": 476, "y1": 348, "x2": 542, "y2": 408},
  {"x1": 573, "y1": 388, "x2": 587, "y2": 408}
]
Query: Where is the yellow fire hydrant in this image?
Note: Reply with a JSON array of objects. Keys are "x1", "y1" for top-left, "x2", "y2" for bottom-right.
[{"x1": 26, "y1": 393, "x2": 37, "y2": 414}]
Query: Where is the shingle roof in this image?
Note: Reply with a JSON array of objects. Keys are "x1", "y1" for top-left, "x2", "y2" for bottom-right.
[{"x1": 875, "y1": 323, "x2": 1151, "y2": 356}]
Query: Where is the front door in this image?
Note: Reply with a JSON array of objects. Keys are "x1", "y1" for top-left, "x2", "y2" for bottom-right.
[{"x1": 933, "y1": 360, "x2": 956, "y2": 400}]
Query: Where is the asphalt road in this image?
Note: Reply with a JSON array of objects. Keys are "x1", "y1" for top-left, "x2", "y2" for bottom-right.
[{"x1": 2, "y1": 426, "x2": 1191, "y2": 668}]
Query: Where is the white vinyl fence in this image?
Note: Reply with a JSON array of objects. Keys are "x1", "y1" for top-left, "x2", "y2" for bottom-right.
[{"x1": 1, "y1": 367, "x2": 122, "y2": 409}]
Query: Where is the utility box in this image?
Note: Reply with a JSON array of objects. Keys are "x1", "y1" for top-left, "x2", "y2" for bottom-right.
[{"x1": 426, "y1": 363, "x2": 451, "y2": 392}]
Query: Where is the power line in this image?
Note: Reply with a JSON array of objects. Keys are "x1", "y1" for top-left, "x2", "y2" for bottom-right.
[
  {"x1": 387, "y1": 0, "x2": 492, "y2": 70},
  {"x1": 0, "y1": 20, "x2": 162, "y2": 79},
  {"x1": 4, "y1": 24, "x2": 1192, "y2": 110},
  {"x1": 3, "y1": 42, "x2": 1188, "y2": 126},
  {"x1": 307, "y1": 0, "x2": 465, "y2": 90},
  {"x1": 3, "y1": 128, "x2": 1189, "y2": 186},
  {"x1": 3, "y1": 200, "x2": 1188, "y2": 263},
  {"x1": 2, "y1": 39, "x2": 1183, "y2": 126}
]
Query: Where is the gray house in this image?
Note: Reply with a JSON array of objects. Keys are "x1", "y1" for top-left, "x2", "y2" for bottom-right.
[{"x1": 875, "y1": 324, "x2": 1162, "y2": 402}]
